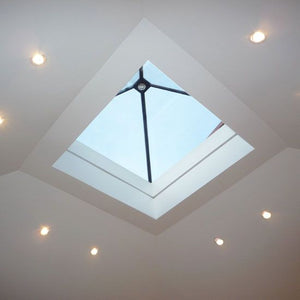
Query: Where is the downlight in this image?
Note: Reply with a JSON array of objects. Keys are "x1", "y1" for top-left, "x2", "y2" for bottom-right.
[
  {"x1": 32, "y1": 53, "x2": 46, "y2": 65},
  {"x1": 40, "y1": 226, "x2": 50, "y2": 236},
  {"x1": 250, "y1": 31, "x2": 266, "y2": 43},
  {"x1": 262, "y1": 210, "x2": 272, "y2": 219},
  {"x1": 214, "y1": 238, "x2": 224, "y2": 246}
]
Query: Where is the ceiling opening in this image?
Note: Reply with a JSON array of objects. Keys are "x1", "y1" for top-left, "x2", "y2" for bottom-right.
[{"x1": 53, "y1": 60, "x2": 254, "y2": 218}]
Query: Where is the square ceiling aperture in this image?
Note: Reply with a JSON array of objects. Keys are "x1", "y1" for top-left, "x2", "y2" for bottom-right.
[
  {"x1": 20, "y1": 19, "x2": 283, "y2": 232},
  {"x1": 54, "y1": 60, "x2": 253, "y2": 219}
]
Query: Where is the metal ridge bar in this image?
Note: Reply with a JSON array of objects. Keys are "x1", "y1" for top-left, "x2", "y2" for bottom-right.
[
  {"x1": 140, "y1": 91, "x2": 153, "y2": 183},
  {"x1": 150, "y1": 84, "x2": 189, "y2": 95},
  {"x1": 116, "y1": 86, "x2": 133, "y2": 96}
]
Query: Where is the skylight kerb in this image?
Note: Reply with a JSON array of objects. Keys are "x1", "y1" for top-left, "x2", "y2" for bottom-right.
[{"x1": 54, "y1": 60, "x2": 254, "y2": 219}]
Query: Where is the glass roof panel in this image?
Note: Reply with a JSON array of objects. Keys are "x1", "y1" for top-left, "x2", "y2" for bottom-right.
[
  {"x1": 143, "y1": 61, "x2": 184, "y2": 91},
  {"x1": 119, "y1": 70, "x2": 139, "y2": 92},
  {"x1": 145, "y1": 87, "x2": 221, "y2": 181},
  {"x1": 75, "y1": 61, "x2": 222, "y2": 184},
  {"x1": 76, "y1": 89, "x2": 148, "y2": 180}
]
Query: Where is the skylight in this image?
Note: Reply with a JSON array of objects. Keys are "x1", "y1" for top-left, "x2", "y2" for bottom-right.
[
  {"x1": 54, "y1": 59, "x2": 254, "y2": 219},
  {"x1": 76, "y1": 61, "x2": 221, "y2": 183}
]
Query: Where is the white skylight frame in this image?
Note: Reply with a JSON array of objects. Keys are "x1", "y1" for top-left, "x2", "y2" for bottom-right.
[
  {"x1": 54, "y1": 125, "x2": 253, "y2": 218},
  {"x1": 64, "y1": 123, "x2": 241, "y2": 197}
]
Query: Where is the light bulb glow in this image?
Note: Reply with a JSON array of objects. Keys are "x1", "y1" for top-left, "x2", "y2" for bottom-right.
[
  {"x1": 32, "y1": 53, "x2": 46, "y2": 65},
  {"x1": 262, "y1": 210, "x2": 272, "y2": 219},
  {"x1": 40, "y1": 226, "x2": 50, "y2": 236},
  {"x1": 214, "y1": 238, "x2": 224, "y2": 246},
  {"x1": 250, "y1": 31, "x2": 266, "y2": 43},
  {"x1": 90, "y1": 247, "x2": 98, "y2": 256},
  {"x1": 0, "y1": 117, "x2": 4, "y2": 125}
]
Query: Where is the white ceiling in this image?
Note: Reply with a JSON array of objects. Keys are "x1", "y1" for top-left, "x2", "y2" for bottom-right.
[
  {"x1": 0, "y1": 148, "x2": 299, "y2": 299},
  {"x1": 155, "y1": 148, "x2": 300, "y2": 300},
  {"x1": 1, "y1": 0, "x2": 299, "y2": 177},
  {"x1": 0, "y1": 0, "x2": 299, "y2": 299}
]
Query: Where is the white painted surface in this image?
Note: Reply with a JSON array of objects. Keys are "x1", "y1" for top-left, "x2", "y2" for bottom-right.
[
  {"x1": 21, "y1": 19, "x2": 284, "y2": 232},
  {"x1": 0, "y1": 1, "x2": 299, "y2": 298},
  {"x1": 0, "y1": 148, "x2": 299, "y2": 299}
]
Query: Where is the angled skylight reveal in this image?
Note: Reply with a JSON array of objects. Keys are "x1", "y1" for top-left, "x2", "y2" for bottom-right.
[
  {"x1": 54, "y1": 60, "x2": 254, "y2": 219},
  {"x1": 76, "y1": 61, "x2": 221, "y2": 183}
]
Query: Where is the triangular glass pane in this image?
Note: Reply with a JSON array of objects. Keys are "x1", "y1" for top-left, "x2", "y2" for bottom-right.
[
  {"x1": 76, "y1": 89, "x2": 148, "y2": 180},
  {"x1": 145, "y1": 87, "x2": 221, "y2": 181},
  {"x1": 119, "y1": 70, "x2": 139, "y2": 92},
  {"x1": 143, "y1": 61, "x2": 185, "y2": 91}
]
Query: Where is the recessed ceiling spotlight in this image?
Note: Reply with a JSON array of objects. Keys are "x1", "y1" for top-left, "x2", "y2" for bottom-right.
[
  {"x1": 250, "y1": 31, "x2": 266, "y2": 43},
  {"x1": 214, "y1": 238, "x2": 224, "y2": 246},
  {"x1": 31, "y1": 53, "x2": 46, "y2": 65},
  {"x1": 0, "y1": 116, "x2": 5, "y2": 125},
  {"x1": 40, "y1": 226, "x2": 50, "y2": 236},
  {"x1": 262, "y1": 210, "x2": 272, "y2": 219},
  {"x1": 90, "y1": 247, "x2": 99, "y2": 256}
]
